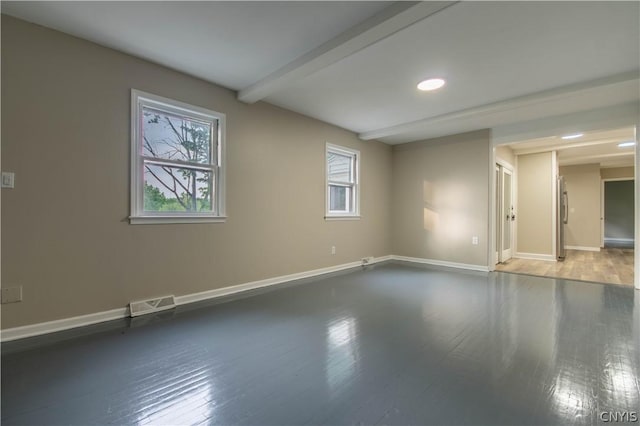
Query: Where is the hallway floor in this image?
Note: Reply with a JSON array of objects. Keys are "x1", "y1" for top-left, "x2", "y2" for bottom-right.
[
  {"x1": 2, "y1": 262, "x2": 639, "y2": 425},
  {"x1": 495, "y1": 248, "x2": 634, "y2": 286}
]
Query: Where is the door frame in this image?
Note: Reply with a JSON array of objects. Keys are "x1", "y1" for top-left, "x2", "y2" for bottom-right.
[
  {"x1": 499, "y1": 164, "x2": 515, "y2": 262},
  {"x1": 601, "y1": 177, "x2": 635, "y2": 248},
  {"x1": 494, "y1": 158, "x2": 515, "y2": 265},
  {"x1": 495, "y1": 164, "x2": 500, "y2": 263}
]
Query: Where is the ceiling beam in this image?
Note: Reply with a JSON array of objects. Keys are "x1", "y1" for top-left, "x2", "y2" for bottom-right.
[
  {"x1": 237, "y1": 1, "x2": 457, "y2": 104},
  {"x1": 512, "y1": 137, "x2": 634, "y2": 156},
  {"x1": 359, "y1": 72, "x2": 640, "y2": 141},
  {"x1": 558, "y1": 151, "x2": 634, "y2": 166},
  {"x1": 493, "y1": 103, "x2": 640, "y2": 147}
]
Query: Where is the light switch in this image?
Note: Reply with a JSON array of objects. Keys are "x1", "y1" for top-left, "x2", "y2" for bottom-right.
[
  {"x1": 1, "y1": 172, "x2": 15, "y2": 188},
  {"x1": 1, "y1": 286, "x2": 22, "y2": 304}
]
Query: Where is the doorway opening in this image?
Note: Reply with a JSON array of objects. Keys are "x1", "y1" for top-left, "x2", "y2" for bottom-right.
[
  {"x1": 602, "y1": 178, "x2": 635, "y2": 248},
  {"x1": 492, "y1": 126, "x2": 636, "y2": 287}
]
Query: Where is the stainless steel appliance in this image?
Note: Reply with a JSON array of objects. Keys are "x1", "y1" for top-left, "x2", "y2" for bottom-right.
[{"x1": 557, "y1": 176, "x2": 568, "y2": 260}]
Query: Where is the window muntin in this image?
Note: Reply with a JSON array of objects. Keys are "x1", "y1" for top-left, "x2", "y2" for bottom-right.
[
  {"x1": 142, "y1": 106, "x2": 215, "y2": 165},
  {"x1": 131, "y1": 90, "x2": 225, "y2": 224},
  {"x1": 326, "y1": 144, "x2": 359, "y2": 218}
]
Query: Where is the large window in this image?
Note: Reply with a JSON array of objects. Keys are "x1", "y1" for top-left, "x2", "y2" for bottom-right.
[
  {"x1": 326, "y1": 143, "x2": 360, "y2": 219},
  {"x1": 130, "y1": 90, "x2": 225, "y2": 224}
]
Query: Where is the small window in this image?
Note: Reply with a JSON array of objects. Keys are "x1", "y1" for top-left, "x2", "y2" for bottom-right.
[
  {"x1": 326, "y1": 143, "x2": 360, "y2": 219},
  {"x1": 130, "y1": 90, "x2": 225, "y2": 224}
]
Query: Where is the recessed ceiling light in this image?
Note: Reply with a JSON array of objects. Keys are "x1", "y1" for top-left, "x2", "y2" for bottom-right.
[
  {"x1": 417, "y1": 78, "x2": 445, "y2": 91},
  {"x1": 561, "y1": 133, "x2": 583, "y2": 140},
  {"x1": 617, "y1": 141, "x2": 636, "y2": 148}
]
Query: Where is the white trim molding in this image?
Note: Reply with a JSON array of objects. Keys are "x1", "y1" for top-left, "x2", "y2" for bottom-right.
[
  {"x1": 0, "y1": 254, "x2": 494, "y2": 342},
  {"x1": 0, "y1": 308, "x2": 128, "y2": 342},
  {"x1": 176, "y1": 256, "x2": 392, "y2": 306},
  {"x1": 604, "y1": 238, "x2": 635, "y2": 244},
  {"x1": 326, "y1": 143, "x2": 360, "y2": 218},
  {"x1": 130, "y1": 89, "x2": 227, "y2": 225},
  {"x1": 564, "y1": 245, "x2": 601, "y2": 252},
  {"x1": 551, "y1": 150, "x2": 558, "y2": 260},
  {"x1": 129, "y1": 216, "x2": 227, "y2": 225},
  {"x1": 514, "y1": 252, "x2": 557, "y2": 262},
  {"x1": 392, "y1": 255, "x2": 490, "y2": 272},
  {"x1": 12, "y1": 252, "x2": 588, "y2": 342},
  {"x1": 1, "y1": 256, "x2": 393, "y2": 342},
  {"x1": 495, "y1": 157, "x2": 515, "y2": 174},
  {"x1": 324, "y1": 216, "x2": 362, "y2": 221}
]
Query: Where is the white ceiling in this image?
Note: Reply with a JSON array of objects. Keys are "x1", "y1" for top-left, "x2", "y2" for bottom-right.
[
  {"x1": 0, "y1": 1, "x2": 392, "y2": 89},
  {"x1": 3, "y1": 1, "x2": 639, "y2": 145},
  {"x1": 506, "y1": 127, "x2": 636, "y2": 168}
]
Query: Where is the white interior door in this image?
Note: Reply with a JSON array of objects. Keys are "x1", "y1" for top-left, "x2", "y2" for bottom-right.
[{"x1": 501, "y1": 167, "x2": 514, "y2": 261}]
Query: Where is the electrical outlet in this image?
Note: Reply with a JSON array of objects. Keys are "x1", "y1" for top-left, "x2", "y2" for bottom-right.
[
  {"x1": 362, "y1": 256, "x2": 374, "y2": 266},
  {"x1": 331, "y1": 246, "x2": 336, "y2": 255},
  {"x1": 472, "y1": 236, "x2": 479, "y2": 245},
  {"x1": 1, "y1": 172, "x2": 15, "y2": 188},
  {"x1": 1, "y1": 286, "x2": 22, "y2": 304}
]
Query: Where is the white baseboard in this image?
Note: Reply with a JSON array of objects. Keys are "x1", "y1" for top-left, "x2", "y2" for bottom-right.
[
  {"x1": 1, "y1": 255, "x2": 393, "y2": 342},
  {"x1": 1, "y1": 254, "x2": 495, "y2": 342},
  {"x1": 514, "y1": 252, "x2": 557, "y2": 261},
  {"x1": 604, "y1": 238, "x2": 634, "y2": 244},
  {"x1": 0, "y1": 307, "x2": 128, "y2": 342},
  {"x1": 392, "y1": 255, "x2": 489, "y2": 272},
  {"x1": 176, "y1": 255, "x2": 393, "y2": 306},
  {"x1": 565, "y1": 245, "x2": 601, "y2": 252}
]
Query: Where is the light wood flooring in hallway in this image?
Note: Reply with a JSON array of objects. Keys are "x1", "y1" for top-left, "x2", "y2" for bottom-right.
[{"x1": 495, "y1": 248, "x2": 634, "y2": 286}]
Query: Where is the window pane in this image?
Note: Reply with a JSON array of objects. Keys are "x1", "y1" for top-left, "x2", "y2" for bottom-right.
[
  {"x1": 144, "y1": 164, "x2": 213, "y2": 212},
  {"x1": 328, "y1": 152, "x2": 353, "y2": 183},
  {"x1": 142, "y1": 106, "x2": 214, "y2": 165},
  {"x1": 329, "y1": 185, "x2": 352, "y2": 212}
]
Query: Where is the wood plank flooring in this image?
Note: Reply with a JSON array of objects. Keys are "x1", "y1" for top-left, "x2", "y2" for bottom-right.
[
  {"x1": 495, "y1": 248, "x2": 634, "y2": 286},
  {"x1": 2, "y1": 262, "x2": 639, "y2": 425}
]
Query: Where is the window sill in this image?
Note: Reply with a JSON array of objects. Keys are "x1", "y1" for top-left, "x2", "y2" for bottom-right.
[
  {"x1": 129, "y1": 216, "x2": 227, "y2": 225},
  {"x1": 325, "y1": 215, "x2": 361, "y2": 221}
]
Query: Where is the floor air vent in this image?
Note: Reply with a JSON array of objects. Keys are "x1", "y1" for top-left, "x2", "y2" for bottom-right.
[{"x1": 129, "y1": 295, "x2": 176, "y2": 317}]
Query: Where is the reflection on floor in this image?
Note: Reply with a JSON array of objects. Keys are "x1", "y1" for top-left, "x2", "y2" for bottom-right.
[
  {"x1": 2, "y1": 262, "x2": 639, "y2": 425},
  {"x1": 496, "y1": 248, "x2": 634, "y2": 286}
]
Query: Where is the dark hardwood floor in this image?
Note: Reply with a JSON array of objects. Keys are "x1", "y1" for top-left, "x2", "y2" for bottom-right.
[{"x1": 2, "y1": 262, "x2": 639, "y2": 425}]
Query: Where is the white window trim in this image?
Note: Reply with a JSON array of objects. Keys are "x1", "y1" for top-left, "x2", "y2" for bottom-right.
[
  {"x1": 130, "y1": 89, "x2": 226, "y2": 224},
  {"x1": 325, "y1": 143, "x2": 360, "y2": 220}
]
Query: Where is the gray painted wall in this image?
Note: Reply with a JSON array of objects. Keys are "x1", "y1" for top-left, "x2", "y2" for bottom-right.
[
  {"x1": 391, "y1": 130, "x2": 491, "y2": 267},
  {"x1": 1, "y1": 16, "x2": 393, "y2": 329}
]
